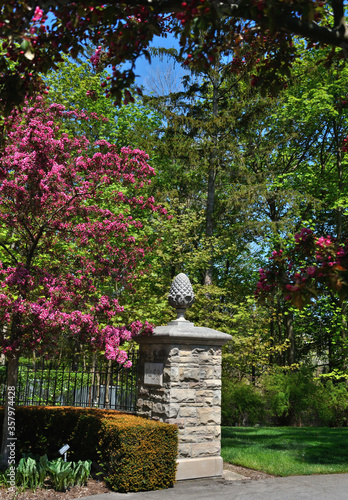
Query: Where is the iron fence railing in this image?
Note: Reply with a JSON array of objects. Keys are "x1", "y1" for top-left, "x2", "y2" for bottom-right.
[{"x1": 0, "y1": 351, "x2": 139, "y2": 413}]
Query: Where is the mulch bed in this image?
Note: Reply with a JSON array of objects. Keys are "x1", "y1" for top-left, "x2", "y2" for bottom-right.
[{"x1": 0, "y1": 478, "x2": 110, "y2": 500}]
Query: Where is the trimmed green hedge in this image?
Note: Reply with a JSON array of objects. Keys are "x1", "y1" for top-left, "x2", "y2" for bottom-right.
[
  {"x1": 99, "y1": 414, "x2": 178, "y2": 492},
  {"x1": 0, "y1": 406, "x2": 178, "y2": 492}
]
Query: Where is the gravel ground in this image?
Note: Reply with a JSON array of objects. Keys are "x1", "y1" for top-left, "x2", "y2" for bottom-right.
[{"x1": 222, "y1": 462, "x2": 276, "y2": 480}]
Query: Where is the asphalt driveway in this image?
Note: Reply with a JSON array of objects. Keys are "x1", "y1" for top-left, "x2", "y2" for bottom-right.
[{"x1": 80, "y1": 473, "x2": 348, "y2": 500}]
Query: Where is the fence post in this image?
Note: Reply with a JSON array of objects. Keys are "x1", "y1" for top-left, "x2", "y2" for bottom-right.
[{"x1": 135, "y1": 274, "x2": 231, "y2": 481}]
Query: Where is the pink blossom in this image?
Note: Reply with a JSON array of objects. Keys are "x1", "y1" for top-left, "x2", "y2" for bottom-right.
[
  {"x1": 33, "y1": 6, "x2": 43, "y2": 22},
  {"x1": 316, "y1": 236, "x2": 332, "y2": 248},
  {"x1": 306, "y1": 266, "x2": 316, "y2": 276},
  {"x1": 285, "y1": 284, "x2": 299, "y2": 292},
  {"x1": 256, "y1": 226, "x2": 348, "y2": 307},
  {"x1": 295, "y1": 227, "x2": 313, "y2": 243},
  {"x1": 0, "y1": 97, "x2": 160, "y2": 364}
]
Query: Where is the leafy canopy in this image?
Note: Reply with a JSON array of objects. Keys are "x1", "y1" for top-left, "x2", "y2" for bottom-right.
[{"x1": 1, "y1": 1, "x2": 348, "y2": 113}]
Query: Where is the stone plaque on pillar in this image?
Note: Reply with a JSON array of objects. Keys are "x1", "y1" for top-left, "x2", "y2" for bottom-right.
[
  {"x1": 135, "y1": 273, "x2": 232, "y2": 482},
  {"x1": 144, "y1": 362, "x2": 164, "y2": 386}
]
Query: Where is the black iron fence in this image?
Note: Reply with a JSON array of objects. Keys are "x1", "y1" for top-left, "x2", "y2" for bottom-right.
[{"x1": 0, "y1": 351, "x2": 139, "y2": 413}]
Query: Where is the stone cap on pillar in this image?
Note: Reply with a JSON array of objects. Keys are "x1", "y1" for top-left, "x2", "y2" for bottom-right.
[
  {"x1": 137, "y1": 273, "x2": 232, "y2": 346},
  {"x1": 151, "y1": 320, "x2": 232, "y2": 346}
]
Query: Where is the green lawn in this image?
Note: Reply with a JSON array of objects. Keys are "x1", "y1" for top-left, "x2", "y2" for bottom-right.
[{"x1": 221, "y1": 427, "x2": 348, "y2": 476}]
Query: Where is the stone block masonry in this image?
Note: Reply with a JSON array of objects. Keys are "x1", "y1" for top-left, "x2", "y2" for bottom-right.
[{"x1": 136, "y1": 319, "x2": 231, "y2": 481}]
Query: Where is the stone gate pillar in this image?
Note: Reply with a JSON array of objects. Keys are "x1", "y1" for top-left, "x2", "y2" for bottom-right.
[{"x1": 135, "y1": 274, "x2": 231, "y2": 481}]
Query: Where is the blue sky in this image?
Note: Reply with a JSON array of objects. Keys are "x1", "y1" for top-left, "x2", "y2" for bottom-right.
[{"x1": 132, "y1": 33, "x2": 183, "y2": 91}]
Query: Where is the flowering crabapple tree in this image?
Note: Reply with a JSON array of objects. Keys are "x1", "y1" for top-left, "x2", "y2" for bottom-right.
[
  {"x1": 1, "y1": 1, "x2": 348, "y2": 114},
  {"x1": 0, "y1": 95, "x2": 164, "y2": 464},
  {"x1": 255, "y1": 228, "x2": 348, "y2": 372},
  {"x1": 255, "y1": 228, "x2": 348, "y2": 309}
]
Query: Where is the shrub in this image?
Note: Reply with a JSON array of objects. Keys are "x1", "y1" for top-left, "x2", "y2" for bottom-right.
[
  {"x1": 260, "y1": 367, "x2": 322, "y2": 426},
  {"x1": 0, "y1": 406, "x2": 178, "y2": 492},
  {"x1": 312, "y1": 381, "x2": 348, "y2": 427},
  {"x1": 0, "y1": 406, "x2": 105, "y2": 461},
  {"x1": 261, "y1": 368, "x2": 348, "y2": 426},
  {"x1": 222, "y1": 368, "x2": 348, "y2": 427},
  {"x1": 98, "y1": 415, "x2": 178, "y2": 492},
  {"x1": 261, "y1": 369, "x2": 294, "y2": 425},
  {"x1": 221, "y1": 378, "x2": 264, "y2": 426}
]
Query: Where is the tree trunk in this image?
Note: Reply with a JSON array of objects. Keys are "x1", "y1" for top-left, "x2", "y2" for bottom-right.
[
  {"x1": 251, "y1": 361, "x2": 256, "y2": 385},
  {"x1": 333, "y1": 117, "x2": 343, "y2": 241},
  {"x1": 340, "y1": 302, "x2": 347, "y2": 372},
  {"x1": 1, "y1": 352, "x2": 19, "y2": 468},
  {"x1": 269, "y1": 318, "x2": 275, "y2": 365},
  {"x1": 336, "y1": 139, "x2": 343, "y2": 242},
  {"x1": 88, "y1": 352, "x2": 97, "y2": 407},
  {"x1": 204, "y1": 166, "x2": 216, "y2": 287},
  {"x1": 328, "y1": 332, "x2": 334, "y2": 373},
  {"x1": 105, "y1": 360, "x2": 112, "y2": 409},
  {"x1": 204, "y1": 66, "x2": 219, "y2": 287},
  {"x1": 285, "y1": 309, "x2": 295, "y2": 365}
]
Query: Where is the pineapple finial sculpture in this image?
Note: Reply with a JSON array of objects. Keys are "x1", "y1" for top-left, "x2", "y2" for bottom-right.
[{"x1": 168, "y1": 273, "x2": 195, "y2": 320}]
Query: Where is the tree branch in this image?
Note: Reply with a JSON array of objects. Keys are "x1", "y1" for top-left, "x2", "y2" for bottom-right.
[
  {"x1": 0, "y1": 242, "x2": 18, "y2": 264},
  {"x1": 110, "y1": 0, "x2": 348, "y2": 48}
]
